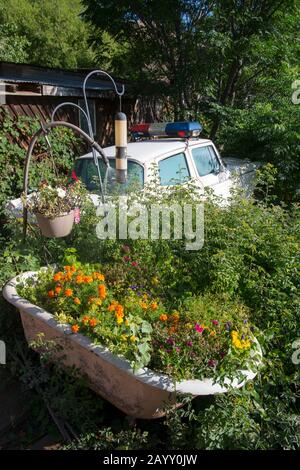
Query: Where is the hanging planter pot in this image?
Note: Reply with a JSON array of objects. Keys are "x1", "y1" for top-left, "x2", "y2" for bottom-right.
[{"x1": 35, "y1": 210, "x2": 74, "y2": 238}]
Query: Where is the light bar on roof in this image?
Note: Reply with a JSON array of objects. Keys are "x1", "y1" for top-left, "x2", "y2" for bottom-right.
[{"x1": 130, "y1": 121, "x2": 202, "y2": 139}]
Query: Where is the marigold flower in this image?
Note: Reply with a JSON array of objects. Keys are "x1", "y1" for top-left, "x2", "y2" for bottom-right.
[
  {"x1": 64, "y1": 266, "x2": 71, "y2": 272},
  {"x1": 53, "y1": 273, "x2": 62, "y2": 282},
  {"x1": 116, "y1": 316, "x2": 124, "y2": 324},
  {"x1": 76, "y1": 275, "x2": 84, "y2": 284},
  {"x1": 82, "y1": 315, "x2": 90, "y2": 324},
  {"x1": 171, "y1": 311, "x2": 180, "y2": 322},
  {"x1": 94, "y1": 298, "x2": 102, "y2": 306},
  {"x1": 150, "y1": 302, "x2": 158, "y2": 310},
  {"x1": 121, "y1": 334, "x2": 128, "y2": 341},
  {"x1": 64, "y1": 288, "x2": 73, "y2": 297},
  {"x1": 89, "y1": 318, "x2": 98, "y2": 327},
  {"x1": 130, "y1": 335, "x2": 136, "y2": 342},
  {"x1": 83, "y1": 275, "x2": 93, "y2": 284},
  {"x1": 55, "y1": 286, "x2": 62, "y2": 294},
  {"x1": 140, "y1": 301, "x2": 148, "y2": 310},
  {"x1": 70, "y1": 265, "x2": 76, "y2": 272},
  {"x1": 108, "y1": 303, "x2": 116, "y2": 312},
  {"x1": 93, "y1": 272, "x2": 105, "y2": 281},
  {"x1": 71, "y1": 324, "x2": 80, "y2": 333},
  {"x1": 98, "y1": 284, "x2": 106, "y2": 299},
  {"x1": 48, "y1": 290, "x2": 55, "y2": 298},
  {"x1": 210, "y1": 330, "x2": 216, "y2": 337},
  {"x1": 159, "y1": 314, "x2": 168, "y2": 322},
  {"x1": 73, "y1": 297, "x2": 81, "y2": 305},
  {"x1": 115, "y1": 304, "x2": 124, "y2": 316}
]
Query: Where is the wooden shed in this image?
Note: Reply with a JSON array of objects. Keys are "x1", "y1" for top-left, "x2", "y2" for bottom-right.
[{"x1": 0, "y1": 61, "x2": 136, "y2": 146}]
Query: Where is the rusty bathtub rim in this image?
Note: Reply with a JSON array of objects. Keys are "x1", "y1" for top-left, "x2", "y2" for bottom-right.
[{"x1": 2, "y1": 271, "x2": 263, "y2": 396}]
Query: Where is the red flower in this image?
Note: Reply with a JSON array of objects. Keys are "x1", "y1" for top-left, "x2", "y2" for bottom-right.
[
  {"x1": 71, "y1": 169, "x2": 79, "y2": 181},
  {"x1": 131, "y1": 261, "x2": 138, "y2": 267}
]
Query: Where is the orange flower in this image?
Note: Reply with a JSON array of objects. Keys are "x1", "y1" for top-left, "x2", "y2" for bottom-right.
[
  {"x1": 159, "y1": 314, "x2": 168, "y2": 322},
  {"x1": 139, "y1": 301, "x2": 148, "y2": 310},
  {"x1": 150, "y1": 302, "x2": 158, "y2": 311},
  {"x1": 64, "y1": 288, "x2": 73, "y2": 297},
  {"x1": 98, "y1": 284, "x2": 106, "y2": 299},
  {"x1": 65, "y1": 272, "x2": 73, "y2": 281},
  {"x1": 89, "y1": 318, "x2": 98, "y2": 327},
  {"x1": 64, "y1": 266, "x2": 71, "y2": 272},
  {"x1": 108, "y1": 301, "x2": 118, "y2": 312},
  {"x1": 115, "y1": 304, "x2": 124, "y2": 317},
  {"x1": 74, "y1": 297, "x2": 81, "y2": 305},
  {"x1": 76, "y1": 275, "x2": 84, "y2": 284},
  {"x1": 53, "y1": 272, "x2": 62, "y2": 282},
  {"x1": 93, "y1": 272, "x2": 105, "y2": 281},
  {"x1": 171, "y1": 312, "x2": 180, "y2": 322},
  {"x1": 48, "y1": 290, "x2": 55, "y2": 298},
  {"x1": 70, "y1": 265, "x2": 76, "y2": 272},
  {"x1": 71, "y1": 324, "x2": 80, "y2": 333},
  {"x1": 82, "y1": 315, "x2": 90, "y2": 324},
  {"x1": 55, "y1": 286, "x2": 62, "y2": 294},
  {"x1": 83, "y1": 275, "x2": 93, "y2": 284}
]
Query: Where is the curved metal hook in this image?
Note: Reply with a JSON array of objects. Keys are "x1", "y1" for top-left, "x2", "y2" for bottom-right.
[
  {"x1": 83, "y1": 69, "x2": 125, "y2": 98},
  {"x1": 51, "y1": 102, "x2": 90, "y2": 126}
]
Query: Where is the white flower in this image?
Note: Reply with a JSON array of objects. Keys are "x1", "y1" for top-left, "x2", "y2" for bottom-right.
[{"x1": 57, "y1": 188, "x2": 66, "y2": 199}]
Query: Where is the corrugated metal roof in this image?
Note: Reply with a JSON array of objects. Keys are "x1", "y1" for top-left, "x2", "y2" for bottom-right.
[{"x1": 0, "y1": 61, "x2": 125, "y2": 92}]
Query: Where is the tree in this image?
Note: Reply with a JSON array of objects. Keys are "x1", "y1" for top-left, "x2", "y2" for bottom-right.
[
  {"x1": 0, "y1": 0, "x2": 95, "y2": 68},
  {"x1": 0, "y1": 24, "x2": 29, "y2": 62}
]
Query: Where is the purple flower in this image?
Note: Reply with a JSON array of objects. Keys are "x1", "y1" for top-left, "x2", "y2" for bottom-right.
[
  {"x1": 166, "y1": 337, "x2": 175, "y2": 345},
  {"x1": 220, "y1": 351, "x2": 226, "y2": 358},
  {"x1": 225, "y1": 322, "x2": 231, "y2": 331},
  {"x1": 195, "y1": 323, "x2": 204, "y2": 333},
  {"x1": 212, "y1": 319, "x2": 219, "y2": 326},
  {"x1": 243, "y1": 319, "x2": 248, "y2": 324},
  {"x1": 186, "y1": 341, "x2": 193, "y2": 347},
  {"x1": 208, "y1": 359, "x2": 217, "y2": 368},
  {"x1": 129, "y1": 285, "x2": 138, "y2": 290}
]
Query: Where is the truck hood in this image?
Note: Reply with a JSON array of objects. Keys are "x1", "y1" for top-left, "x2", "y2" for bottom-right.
[{"x1": 222, "y1": 157, "x2": 262, "y2": 176}]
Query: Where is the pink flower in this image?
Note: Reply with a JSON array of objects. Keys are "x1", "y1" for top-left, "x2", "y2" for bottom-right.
[
  {"x1": 195, "y1": 323, "x2": 204, "y2": 333},
  {"x1": 212, "y1": 320, "x2": 219, "y2": 326},
  {"x1": 186, "y1": 341, "x2": 193, "y2": 347},
  {"x1": 123, "y1": 256, "x2": 130, "y2": 262},
  {"x1": 122, "y1": 245, "x2": 131, "y2": 253},
  {"x1": 74, "y1": 207, "x2": 80, "y2": 224}
]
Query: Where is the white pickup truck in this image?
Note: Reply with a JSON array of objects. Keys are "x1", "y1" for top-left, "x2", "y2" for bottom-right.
[{"x1": 6, "y1": 122, "x2": 261, "y2": 215}]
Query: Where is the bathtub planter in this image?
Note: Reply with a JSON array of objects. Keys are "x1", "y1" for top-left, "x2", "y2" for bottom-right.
[
  {"x1": 35, "y1": 210, "x2": 74, "y2": 238},
  {"x1": 3, "y1": 271, "x2": 262, "y2": 419}
]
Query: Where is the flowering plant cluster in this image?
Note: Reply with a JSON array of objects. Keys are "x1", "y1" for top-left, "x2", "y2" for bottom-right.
[
  {"x1": 23, "y1": 178, "x2": 87, "y2": 219},
  {"x1": 19, "y1": 255, "x2": 260, "y2": 381}
]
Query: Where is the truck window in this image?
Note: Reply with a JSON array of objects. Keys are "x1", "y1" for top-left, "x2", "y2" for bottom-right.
[
  {"x1": 158, "y1": 153, "x2": 190, "y2": 186},
  {"x1": 191, "y1": 146, "x2": 220, "y2": 177},
  {"x1": 74, "y1": 158, "x2": 144, "y2": 193}
]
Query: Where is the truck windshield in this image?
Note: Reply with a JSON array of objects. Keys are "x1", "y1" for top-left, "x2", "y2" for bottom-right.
[
  {"x1": 191, "y1": 146, "x2": 220, "y2": 177},
  {"x1": 73, "y1": 158, "x2": 144, "y2": 194}
]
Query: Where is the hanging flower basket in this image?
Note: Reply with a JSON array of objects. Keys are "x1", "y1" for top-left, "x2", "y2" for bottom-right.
[
  {"x1": 3, "y1": 268, "x2": 262, "y2": 419},
  {"x1": 23, "y1": 179, "x2": 86, "y2": 238},
  {"x1": 35, "y1": 211, "x2": 74, "y2": 238}
]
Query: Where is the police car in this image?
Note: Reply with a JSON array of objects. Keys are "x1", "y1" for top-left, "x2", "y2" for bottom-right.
[
  {"x1": 6, "y1": 121, "x2": 260, "y2": 216},
  {"x1": 74, "y1": 121, "x2": 260, "y2": 201}
]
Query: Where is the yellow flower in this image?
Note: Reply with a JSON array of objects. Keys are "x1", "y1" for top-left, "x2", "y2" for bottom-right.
[
  {"x1": 116, "y1": 316, "x2": 124, "y2": 324},
  {"x1": 186, "y1": 323, "x2": 193, "y2": 329},
  {"x1": 73, "y1": 297, "x2": 81, "y2": 305},
  {"x1": 121, "y1": 334, "x2": 128, "y2": 341},
  {"x1": 125, "y1": 319, "x2": 129, "y2": 326},
  {"x1": 151, "y1": 276, "x2": 159, "y2": 285},
  {"x1": 210, "y1": 330, "x2": 216, "y2": 337},
  {"x1": 130, "y1": 335, "x2": 136, "y2": 342}
]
